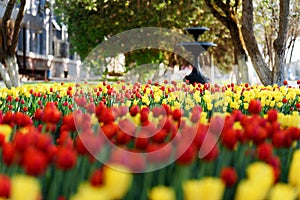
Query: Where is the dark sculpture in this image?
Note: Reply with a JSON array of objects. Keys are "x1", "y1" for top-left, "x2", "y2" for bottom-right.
[
  {"x1": 178, "y1": 27, "x2": 216, "y2": 84},
  {"x1": 183, "y1": 67, "x2": 209, "y2": 84}
]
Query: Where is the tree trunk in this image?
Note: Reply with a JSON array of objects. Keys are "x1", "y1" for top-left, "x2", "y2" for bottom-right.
[
  {"x1": 204, "y1": 0, "x2": 250, "y2": 84},
  {"x1": 229, "y1": 22, "x2": 249, "y2": 84},
  {"x1": 237, "y1": 54, "x2": 249, "y2": 84},
  {"x1": 241, "y1": 0, "x2": 272, "y2": 86},
  {"x1": 273, "y1": 0, "x2": 290, "y2": 85},
  {"x1": 0, "y1": 55, "x2": 20, "y2": 88},
  {"x1": 0, "y1": 62, "x2": 12, "y2": 89},
  {"x1": 6, "y1": 56, "x2": 20, "y2": 87},
  {"x1": 0, "y1": 0, "x2": 25, "y2": 88}
]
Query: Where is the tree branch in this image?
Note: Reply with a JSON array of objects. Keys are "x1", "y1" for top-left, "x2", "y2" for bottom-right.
[
  {"x1": 242, "y1": 0, "x2": 272, "y2": 85},
  {"x1": 234, "y1": 0, "x2": 239, "y2": 12},
  {"x1": 272, "y1": 0, "x2": 290, "y2": 84},
  {"x1": 2, "y1": 0, "x2": 16, "y2": 23},
  {"x1": 226, "y1": 0, "x2": 230, "y2": 8},
  {"x1": 204, "y1": 0, "x2": 228, "y2": 26},
  {"x1": 2, "y1": 0, "x2": 16, "y2": 53},
  {"x1": 214, "y1": 0, "x2": 230, "y2": 15},
  {"x1": 10, "y1": 0, "x2": 26, "y2": 56},
  {"x1": 273, "y1": 0, "x2": 290, "y2": 54}
]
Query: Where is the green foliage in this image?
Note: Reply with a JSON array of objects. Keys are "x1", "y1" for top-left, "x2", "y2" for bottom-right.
[
  {"x1": 253, "y1": 0, "x2": 299, "y2": 66},
  {"x1": 55, "y1": 0, "x2": 234, "y2": 73}
]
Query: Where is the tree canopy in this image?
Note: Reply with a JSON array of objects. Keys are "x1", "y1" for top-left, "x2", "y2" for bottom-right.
[
  {"x1": 55, "y1": 0, "x2": 233, "y2": 72},
  {"x1": 0, "y1": 0, "x2": 25, "y2": 88},
  {"x1": 55, "y1": 0, "x2": 299, "y2": 84}
]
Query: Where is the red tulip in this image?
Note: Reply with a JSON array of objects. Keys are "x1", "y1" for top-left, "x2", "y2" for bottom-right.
[
  {"x1": 190, "y1": 110, "x2": 199, "y2": 122},
  {"x1": 56, "y1": 131, "x2": 70, "y2": 146},
  {"x1": 110, "y1": 149, "x2": 145, "y2": 172},
  {"x1": 162, "y1": 104, "x2": 172, "y2": 116},
  {"x1": 266, "y1": 122, "x2": 281, "y2": 137},
  {"x1": 56, "y1": 146, "x2": 77, "y2": 170},
  {"x1": 43, "y1": 102, "x2": 61, "y2": 124},
  {"x1": 34, "y1": 108, "x2": 44, "y2": 121},
  {"x1": 248, "y1": 100, "x2": 262, "y2": 114},
  {"x1": 13, "y1": 132, "x2": 30, "y2": 152},
  {"x1": 98, "y1": 108, "x2": 115, "y2": 124},
  {"x1": 272, "y1": 131, "x2": 286, "y2": 148},
  {"x1": 152, "y1": 107, "x2": 162, "y2": 117},
  {"x1": 46, "y1": 145, "x2": 57, "y2": 162},
  {"x1": 267, "y1": 156, "x2": 281, "y2": 182},
  {"x1": 0, "y1": 174, "x2": 11, "y2": 198},
  {"x1": 176, "y1": 140, "x2": 197, "y2": 165},
  {"x1": 0, "y1": 135, "x2": 5, "y2": 147},
  {"x1": 75, "y1": 133, "x2": 103, "y2": 155},
  {"x1": 159, "y1": 117, "x2": 172, "y2": 133},
  {"x1": 117, "y1": 106, "x2": 128, "y2": 118},
  {"x1": 135, "y1": 130, "x2": 150, "y2": 150},
  {"x1": 2, "y1": 143, "x2": 15, "y2": 166},
  {"x1": 22, "y1": 147, "x2": 48, "y2": 176},
  {"x1": 101, "y1": 122, "x2": 118, "y2": 139},
  {"x1": 199, "y1": 133, "x2": 219, "y2": 162},
  {"x1": 14, "y1": 112, "x2": 32, "y2": 127},
  {"x1": 221, "y1": 129, "x2": 238, "y2": 150},
  {"x1": 129, "y1": 105, "x2": 139, "y2": 117},
  {"x1": 90, "y1": 168, "x2": 104, "y2": 186},
  {"x1": 202, "y1": 144, "x2": 219, "y2": 162},
  {"x1": 85, "y1": 103, "x2": 95, "y2": 114},
  {"x1": 221, "y1": 167, "x2": 238, "y2": 186},
  {"x1": 282, "y1": 98, "x2": 288, "y2": 104},
  {"x1": 95, "y1": 102, "x2": 105, "y2": 117},
  {"x1": 289, "y1": 127, "x2": 300, "y2": 140},
  {"x1": 193, "y1": 124, "x2": 209, "y2": 149},
  {"x1": 152, "y1": 129, "x2": 168, "y2": 143},
  {"x1": 267, "y1": 109, "x2": 278, "y2": 123},
  {"x1": 36, "y1": 134, "x2": 52, "y2": 152},
  {"x1": 209, "y1": 116, "x2": 224, "y2": 135},
  {"x1": 172, "y1": 109, "x2": 182, "y2": 121},
  {"x1": 118, "y1": 118, "x2": 136, "y2": 136},
  {"x1": 74, "y1": 97, "x2": 87, "y2": 107},
  {"x1": 257, "y1": 142, "x2": 273, "y2": 161},
  {"x1": 115, "y1": 129, "x2": 132, "y2": 145},
  {"x1": 6, "y1": 95, "x2": 12, "y2": 102},
  {"x1": 62, "y1": 114, "x2": 76, "y2": 131},
  {"x1": 2, "y1": 111, "x2": 15, "y2": 127},
  {"x1": 146, "y1": 143, "x2": 172, "y2": 164},
  {"x1": 140, "y1": 108, "x2": 149, "y2": 123}
]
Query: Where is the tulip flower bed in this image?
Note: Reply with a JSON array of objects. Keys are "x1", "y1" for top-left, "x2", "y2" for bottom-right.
[{"x1": 0, "y1": 80, "x2": 300, "y2": 200}]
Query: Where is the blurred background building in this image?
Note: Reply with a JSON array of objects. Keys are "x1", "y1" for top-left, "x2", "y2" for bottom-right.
[{"x1": 0, "y1": 0, "x2": 81, "y2": 80}]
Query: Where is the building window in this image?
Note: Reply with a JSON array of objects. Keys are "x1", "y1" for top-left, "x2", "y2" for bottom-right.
[
  {"x1": 18, "y1": 28, "x2": 24, "y2": 51},
  {"x1": 39, "y1": 29, "x2": 46, "y2": 55}
]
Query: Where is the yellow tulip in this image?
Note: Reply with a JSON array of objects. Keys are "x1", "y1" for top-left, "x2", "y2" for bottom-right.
[
  {"x1": 183, "y1": 178, "x2": 225, "y2": 200},
  {"x1": 71, "y1": 182, "x2": 109, "y2": 200},
  {"x1": 0, "y1": 124, "x2": 12, "y2": 142},
  {"x1": 11, "y1": 175, "x2": 41, "y2": 200},
  {"x1": 233, "y1": 122, "x2": 243, "y2": 130},
  {"x1": 289, "y1": 150, "x2": 300, "y2": 186},
  {"x1": 154, "y1": 94, "x2": 161, "y2": 103},
  {"x1": 125, "y1": 100, "x2": 131, "y2": 107},
  {"x1": 269, "y1": 183, "x2": 298, "y2": 200},
  {"x1": 149, "y1": 186, "x2": 176, "y2": 200},
  {"x1": 243, "y1": 103, "x2": 249, "y2": 110},
  {"x1": 235, "y1": 180, "x2": 268, "y2": 200},
  {"x1": 207, "y1": 103, "x2": 213, "y2": 111},
  {"x1": 173, "y1": 101, "x2": 181, "y2": 110},
  {"x1": 247, "y1": 162, "x2": 274, "y2": 189},
  {"x1": 142, "y1": 95, "x2": 150, "y2": 106},
  {"x1": 103, "y1": 165, "x2": 133, "y2": 200}
]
